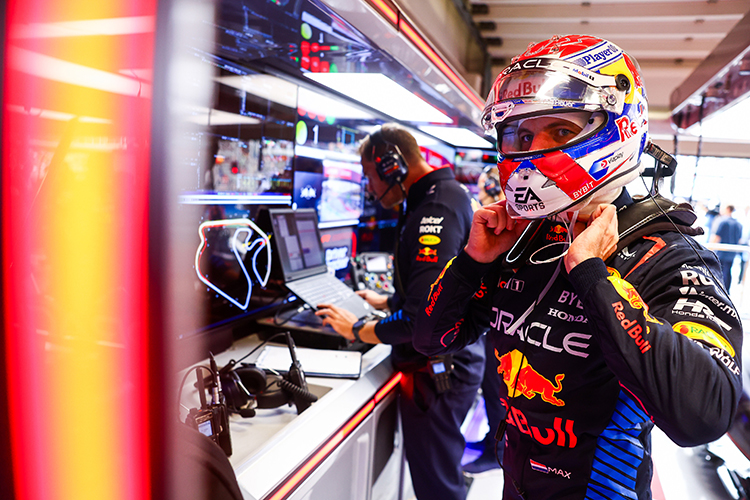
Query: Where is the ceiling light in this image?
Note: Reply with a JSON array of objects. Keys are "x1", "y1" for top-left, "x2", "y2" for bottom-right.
[
  {"x1": 306, "y1": 73, "x2": 453, "y2": 124},
  {"x1": 418, "y1": 125, "x2": 494, "y2": 148},
  {"x1": 7, "y1": 104, "x2": 111, "y2": 123},
  {"x1": 298, "y1": 87, "x2": 374, "y2": 120},
  {"x1": 217, "y1": 74, "x2": 298, "y2": 108},
  {"x1": 10, "y1": 16, "x2": 154, "y2": 39},
  {"x1": 187, "y1": 107, "x2": 260, "y2": 126},
  {"x1": 9, "y1": 46, "x2": 149, "y2": 97}
]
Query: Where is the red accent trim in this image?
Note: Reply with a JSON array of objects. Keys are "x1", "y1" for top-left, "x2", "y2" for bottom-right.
[
  {"x1": 366, "y1": 0, "x2": 483, "y2": 110},
  {"x1": 618, "y1": 383, "x2": 654, "y2": 422},
  {"x1": 266, "y1": 372, "x2": 403, "y2": 500},
  {"x1": 368, "y1": 0, "x2": 398, "y2": 25},
  {"x1": 624, "y1": 236, "x2": 666, "y2": 279}
]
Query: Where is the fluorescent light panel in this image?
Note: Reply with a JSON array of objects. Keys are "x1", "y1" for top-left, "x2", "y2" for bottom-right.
[
  {"x1": 306, "y1": 73, "x2": 452, "y2": 124},
  {"x1": 217, "y1": 75, "x2": 298, "y2": 109},
  {"x1": 187, "y1": 107, "x2": 260, "y2": 126},
  {"x1": 9, "y1": 46, "x2": 150, "y2": 97},
  {"x1": 298, "y1": 87, "x2": 374, "y2": 120},
  {"x1": 10, "y1": 16, "x2": 155, "y2": 39},
  {"x1": 418, "y1": 125, "x2": 493, "y2": 148}
]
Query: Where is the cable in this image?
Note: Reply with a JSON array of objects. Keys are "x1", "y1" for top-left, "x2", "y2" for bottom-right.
[
  {"x1": 278, "y1": 378, "x2": 318, "y2": 403},
  {"x1": 273, "y1": 300, "x2": 311, "y2": 326},
  {"x1": 638, "y1": 175, "x2": 730, "y2": 298},
  {"x1": 177, "y1": 365, "x2": 214, "y2": 423},
  {"x1": 221, "y1": 331, "x2": 290, "y2": 373}
]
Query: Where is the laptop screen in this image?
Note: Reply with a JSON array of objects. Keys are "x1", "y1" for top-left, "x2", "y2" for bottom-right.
[{"x1": 268, "y1": 208, "x2": 328, "y2": 281}]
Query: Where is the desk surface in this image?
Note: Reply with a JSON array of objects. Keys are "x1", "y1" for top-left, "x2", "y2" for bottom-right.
[{"x1": 187, "y1": 334, "x2": 394, "y2": 500}]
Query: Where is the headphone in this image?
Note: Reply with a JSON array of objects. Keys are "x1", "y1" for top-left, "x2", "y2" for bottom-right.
[
  {"x1": 219, "y1": 364, "x2": 294, "y2": 417},
  {"x1": 369, "y1": 127, "x2": 408, "y2": 186},
  {"x1": 216, "y1": 332, "x2": 318, "y2": 417},
  {"x1": 482, "y1": 165, "x2": 502, "y2": 199}
]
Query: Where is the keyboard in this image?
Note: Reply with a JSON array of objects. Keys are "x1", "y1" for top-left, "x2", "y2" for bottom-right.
[{"x1": 290, "y1": 275, "x2": 356, "y2": 306}]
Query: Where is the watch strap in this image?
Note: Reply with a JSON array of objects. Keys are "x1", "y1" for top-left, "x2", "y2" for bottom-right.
[{"x1": 352, "y1": 318, "x2": 367, "y2": 343}]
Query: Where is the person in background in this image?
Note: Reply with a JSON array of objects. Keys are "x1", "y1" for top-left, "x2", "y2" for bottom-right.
[
  {"x1": 711, "y1": 204, "x2": 743, "y2": 292},
  {"x1": 316, "y1": 123, "x2": 485, "y2": 500},
  {"x1": 463, "y1": 165, "x2": 505, "y2": 476},
  {"x1": 413, "y1": 35, "x2": 742, "y2": 499},
  {"x1": 477, "y1": 165, "x2": 502, "y2": 207}
]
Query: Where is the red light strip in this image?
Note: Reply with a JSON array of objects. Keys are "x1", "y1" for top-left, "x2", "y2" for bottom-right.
[
  {"x1": 368, "y1": 0, "x2": 398, "y2": 25},
  {"x1": 398, "y1": 20, "x2": 485, "y2": 109},
  {"x1": 366, "y1": 0, "x2": 484, "y2": 110},
  {"x1": 266, "y1": 371, "x2": 403, "y2": 500}
]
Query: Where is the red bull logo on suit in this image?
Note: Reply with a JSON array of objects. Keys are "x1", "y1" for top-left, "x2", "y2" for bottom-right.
[{"x1": 495, "y1": 349, "x2": 565, "y2": 406}]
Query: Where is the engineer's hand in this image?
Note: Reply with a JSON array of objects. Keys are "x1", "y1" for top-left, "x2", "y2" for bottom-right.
[
  {"x1": 564, "y1": 204, "x2": 619, "y2": 273},
  {"x1": 356, "y1": 289, "x2": 389, "y2": 310},
  {"x1": 464, "y1": 200, "x2": 530, "y2": 263},
  {"x1": 315, "y1": 303, "x2": 358, "y2": 340}
]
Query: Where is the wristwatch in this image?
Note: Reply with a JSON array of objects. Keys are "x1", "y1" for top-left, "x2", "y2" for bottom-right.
[{"x1": 351, "y1": 318, "x2": 367, "y2": 343}]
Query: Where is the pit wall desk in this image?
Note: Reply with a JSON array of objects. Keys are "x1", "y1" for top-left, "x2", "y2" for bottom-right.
[{"x1": 188, "y1": 334, "x2": 405, "y2": 500}]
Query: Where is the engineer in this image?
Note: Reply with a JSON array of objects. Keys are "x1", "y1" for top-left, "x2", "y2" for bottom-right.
[
  {"x1": 413, "y1": 35, "x2": 743, "y2": 500},
  {"x1": 316, "y1": 123, "x2": 485, "y2": 500}
]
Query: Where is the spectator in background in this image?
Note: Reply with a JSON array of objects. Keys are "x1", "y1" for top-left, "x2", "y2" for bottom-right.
[{"x1": 711, "y1": 204, "x2": 743, "y2": 292}]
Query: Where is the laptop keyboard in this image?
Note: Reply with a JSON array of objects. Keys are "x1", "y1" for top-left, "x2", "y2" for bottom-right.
[{"x1": 292, "y1": 276, "x2": 355, "y2": 307}]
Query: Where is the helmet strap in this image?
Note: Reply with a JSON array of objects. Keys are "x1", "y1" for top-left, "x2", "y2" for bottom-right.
[{"x1": 528, "y1": 210, "x2": 579, "y2": 265}]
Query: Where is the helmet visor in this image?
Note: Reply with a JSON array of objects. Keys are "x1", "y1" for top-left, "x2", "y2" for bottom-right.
[
  {"x1": 482, "y1": 68, "x2": 618, "y2": 132},
  {"x1": 494, "y1": 69, "x2": 598, "y2": 102},
  {"x1": 497, "y1": 110, "x2": 606, "y2": 155}
]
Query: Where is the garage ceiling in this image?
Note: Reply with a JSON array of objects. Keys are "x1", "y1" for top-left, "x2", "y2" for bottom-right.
[{"x1": 471, "y1": 0, "x2": 750, "y2": 138}]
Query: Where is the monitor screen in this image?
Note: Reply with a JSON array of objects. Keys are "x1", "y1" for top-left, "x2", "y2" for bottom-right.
[{"x1": 268, "y1": 208, "x2": 327, "y2": 281}]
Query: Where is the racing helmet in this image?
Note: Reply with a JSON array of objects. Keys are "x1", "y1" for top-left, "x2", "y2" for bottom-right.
[{"x1": 481, "y1": 35, "x2": 649, "y2": 219}]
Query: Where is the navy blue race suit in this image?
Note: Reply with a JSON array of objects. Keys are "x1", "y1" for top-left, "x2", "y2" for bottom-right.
[
  {"x1": 375, "y1": 167, "x2": 485, "y2": 500},
  {"x1": 414, "y1": 190, "x2": 743, "y2": 500}
]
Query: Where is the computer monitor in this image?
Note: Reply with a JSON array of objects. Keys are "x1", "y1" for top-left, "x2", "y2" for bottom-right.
[{"x1": 267, "y1": 208, "x2": 327, "y2": 282}]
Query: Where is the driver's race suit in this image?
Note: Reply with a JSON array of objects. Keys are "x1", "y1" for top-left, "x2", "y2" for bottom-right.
[{"x1": 414, "y1": 191, "x2": 743, "y2": 500}]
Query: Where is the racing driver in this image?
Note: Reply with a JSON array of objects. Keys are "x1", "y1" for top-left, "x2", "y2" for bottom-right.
[{"x1": 413, "y1": 35, "x2": 743, "y2": 499}]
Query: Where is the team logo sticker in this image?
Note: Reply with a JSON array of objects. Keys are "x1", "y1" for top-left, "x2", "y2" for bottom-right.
[
  {"x1": 608, "y1": 276, "x2": 661, "y2": 324},
  {"x1": 418, "y1": 235, "x2": 441, "y2": 245},
  {"x1": 673, "y1": 321, "x2": 735, "y2": 357},
  {"x1": 496, "y1": 349, "x2": 565, "y2": 406},
  {"x1": 416, "y1": 247, "x2": 438, "y2": 263}
]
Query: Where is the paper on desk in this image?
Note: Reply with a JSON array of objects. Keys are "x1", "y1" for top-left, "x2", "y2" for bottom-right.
[{"x1": 255, "y1": 345, "x2": 362, "y2": 379}]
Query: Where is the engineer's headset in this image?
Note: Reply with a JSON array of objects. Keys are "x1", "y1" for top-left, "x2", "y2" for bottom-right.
[
  {"x1": 482, "y1": 165, "x2": 502, "y2": 199},
  {"x1": 217, "y1": 333, "x2": 318, "y2": 417},
  {"x1": 369, "y1": 128, "x2": 408, "y2": 186}
]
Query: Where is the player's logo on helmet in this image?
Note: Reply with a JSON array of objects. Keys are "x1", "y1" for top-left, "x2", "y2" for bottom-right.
[{"x1": 480, "y1": 35, "x2": 649, "y2": 219}]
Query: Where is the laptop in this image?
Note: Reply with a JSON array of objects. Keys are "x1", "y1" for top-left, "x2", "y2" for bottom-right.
[{"x1": 268, "y1": 208, "x2": 373, "y2": 320}]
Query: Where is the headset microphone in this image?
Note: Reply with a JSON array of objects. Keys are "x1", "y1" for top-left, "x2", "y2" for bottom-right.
[
  {"x1": 366, "y1": 181, "x2": 398, "y2": 205},
  {"x1": 284, "y1": 332, "x2": 313, "y2": 413},
  {"x1": 184, "y1": 355, "x2": 233, "y2": 456}
]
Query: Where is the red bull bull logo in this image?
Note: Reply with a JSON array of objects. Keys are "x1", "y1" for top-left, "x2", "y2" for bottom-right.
[
  {"x1": 416, "y1": 247, "x2": 438, "y2": 262},
  {"x1": 496, "y1": 349, "x2": 565, "y2": 406},
  {"x1": 608, "y1": 276, "x2": 661, "y2": 324}
]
